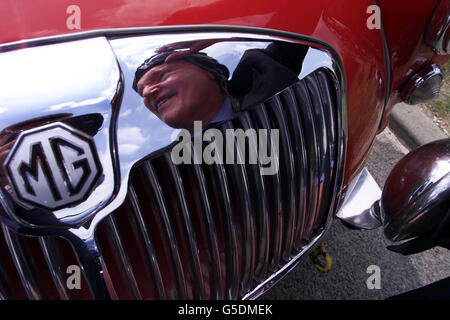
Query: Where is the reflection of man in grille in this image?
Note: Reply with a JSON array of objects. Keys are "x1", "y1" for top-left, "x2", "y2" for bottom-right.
[
  {"x1": 133, "y1": 52, "x2": 233, "y2": 132},
  {"x1": 133, "y1": 40, "x2": 306, "y2": 131}
]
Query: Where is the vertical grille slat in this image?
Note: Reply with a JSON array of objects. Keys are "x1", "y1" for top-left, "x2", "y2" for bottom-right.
[
  {"x1": 292, "y1": 81, "x2": 320, "y2": 241},
  {"x1": 264, "y1": 96, "x2": 297, "y2": 261},
  {"x1": 1, "y1": 225, "x2": 45, "y2": 300},
  {"x1": 222, "y1": 121, "x2": 256, "y2": 295},
  {"x1": 39, "y1": 236, "x2": 70, "y2": 300},
  {"x1": 163, "y1": 153, "x2": 205, "y2": 299},
  {"x1": 207, "y1": 158, "x2": 240, "y2": 299},
  {"x1": 316, "y1": 70, "x2": 337, "y2": 161},
  {"x1": 103, "y1": 215, "x2": 142, "y2": 299},
  {"x1": 251, "y1": 105, "x2": 283, "y2": 271},
  {"x1": 237, "y1": 112, "x2": 270, "y2": 280},
  {"x1": 279, "y1": 88, "x2": 309, "y2": 250},
  {"x1": 304, "y1": 74, "x2": 333, "y2": 233},
  {"x1": 141, "y1": 161, "x2": 187, "y2": 299},
  {"x1": 316, "y1": 70, "x2": 339, "y2": 226},
  {"x1": 190, "y1": 159, "x2": 223, "y2": 299},
  {"x1": 127, "y1": 184, "x2": 166, "y2": 299}
]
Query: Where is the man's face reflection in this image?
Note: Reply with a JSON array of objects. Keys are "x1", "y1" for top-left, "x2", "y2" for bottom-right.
[{"x1": 136, "y1": 59, "x2": 225, "y2": 131}]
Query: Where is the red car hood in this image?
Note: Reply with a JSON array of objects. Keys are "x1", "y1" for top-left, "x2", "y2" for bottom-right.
[{"x1": 0, "y1": 0, "x2": 324, "y2": 44}]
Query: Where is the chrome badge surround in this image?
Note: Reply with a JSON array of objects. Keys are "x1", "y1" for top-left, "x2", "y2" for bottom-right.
[
  {"x1": 0, "y1": 37, "x2": 122, "y2": 228},
  {"x1": 4, "y1": 122, "x2": 102, "y2": 212}
]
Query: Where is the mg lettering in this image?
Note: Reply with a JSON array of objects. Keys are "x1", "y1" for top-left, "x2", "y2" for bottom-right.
[{"x1": 4, "y1": 123, "x2": 102, "y2": 210}]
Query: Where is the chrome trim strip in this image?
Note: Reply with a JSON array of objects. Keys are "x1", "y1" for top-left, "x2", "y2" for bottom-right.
[
  {"x1": 141, "y1": 161, "x2": 187, "y2": 299},
  {"x1": 243, "y1": 222, "x2": 331, "y2": 300},
  {"x1": 103, "y1": 215, "x2": 142, "y2": 299},
  {"x1": 293, "y1": 81, "x2": 320, "y2": 240},
  {"x1": 306, "y1": 74, "x2": 333, "y2": 231},
  {"x1": 39, "y1": 236, "x2": 70, "y2": 300},
  {"x1": 163, "y1": 153, "x2": 205, "y2": 299},
  {"x1": 1, "y1": 224, "x2": 43, "y2": 299},
  {"x1": 316, "y1": 70, "x2": 340, "y2": 231},
  {"x1": 0, "y1": 25, "x2": 351, "y2": 57},
  {"x1": 127, "y1": 184, "x2": 166, "y2": 299},
  {"x1": 317, "y1": 71, "x2": 337, "y2": 158},
  {"x1": 237, "y1": 112, "x2": 270, "y2": 281},
  {"x1": 190, "y1": 160, "x2": 223, "y2": 299}
]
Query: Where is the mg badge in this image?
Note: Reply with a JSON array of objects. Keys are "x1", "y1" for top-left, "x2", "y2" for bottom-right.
[{"x1": 4, "y1": 122, "x2": 102, "y2": 210}]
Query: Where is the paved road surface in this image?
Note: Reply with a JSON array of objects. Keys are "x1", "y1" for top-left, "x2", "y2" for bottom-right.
[{"x1": 262, "y1": 129, "x2": 450, "y2": 300}]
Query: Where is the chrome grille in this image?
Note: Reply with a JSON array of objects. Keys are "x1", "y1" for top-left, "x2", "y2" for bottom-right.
[
  {"x1": 0, "y1": 69, "x2": 341, "y2": 300},
  {"x1": 94, "y1": 70, "x2": 341, "y2": 299}
]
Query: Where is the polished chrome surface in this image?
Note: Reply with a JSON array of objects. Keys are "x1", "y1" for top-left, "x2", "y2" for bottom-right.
[
  {"x1": 336, "y1": 168, "x2": 382, "y2": 230},
  {"x1": 0, "y1": 28, "x2": 347, "y2": 299},
  {"x1": 381, "y1": 139, "x2": 450, "y2": 242},
  {"x1": 0, "y1": 37, "x2": 121, "y2": 227},
  {"x1": 402, "y1": 64, "x2": 443, "y2": 105}
]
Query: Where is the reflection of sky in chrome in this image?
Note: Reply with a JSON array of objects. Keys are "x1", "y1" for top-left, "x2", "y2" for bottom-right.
[
  {"x1": 299, "y1": 48, "x2": 333, "y2": 79},
  {"x1": 0, "y1": 38, "x2": 119, "y2": 130},
  {"x1": 109, "y1": 35, "x2": 269, "y2": 164}
]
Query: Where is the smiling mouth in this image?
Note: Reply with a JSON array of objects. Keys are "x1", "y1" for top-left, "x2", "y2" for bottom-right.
[{"x1": 156, "y1": 93, "x2": 176, "y2": 111}]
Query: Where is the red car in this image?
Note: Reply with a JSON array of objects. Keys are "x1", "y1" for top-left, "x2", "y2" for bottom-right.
[{"x1": 0, "y1": 0, "x2": 448, "y2": 299}]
